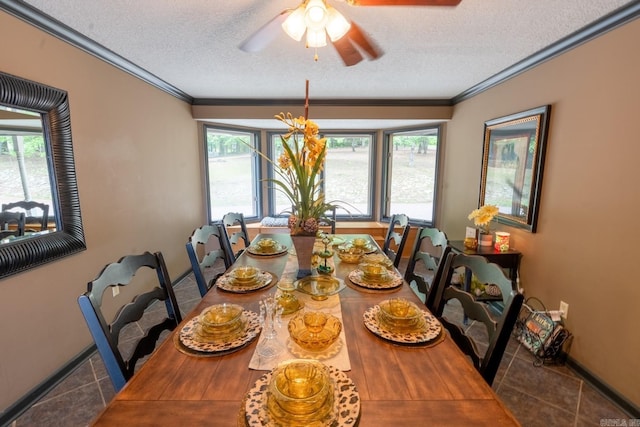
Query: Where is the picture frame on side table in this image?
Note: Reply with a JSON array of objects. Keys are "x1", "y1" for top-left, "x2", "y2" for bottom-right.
[{"x1": 480, "y1": 105, "x2": 551, "y2": 233}]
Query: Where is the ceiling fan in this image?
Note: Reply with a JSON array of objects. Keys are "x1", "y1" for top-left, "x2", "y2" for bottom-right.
[{"x1": 239, "y1": 0, "x2": 462, "y2": 66}]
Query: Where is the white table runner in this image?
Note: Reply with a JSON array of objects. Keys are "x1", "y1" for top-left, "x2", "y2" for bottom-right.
[{"x1": 248, "y1": 240, "x2": 351, "y2": 371}]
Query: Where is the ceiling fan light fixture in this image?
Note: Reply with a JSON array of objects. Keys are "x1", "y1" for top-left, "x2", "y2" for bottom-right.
[
  {"x1": 306, "y1": 28, "x2": 327, "y2": 48},
  {"x1": 282, "y1": 5, "x2": 307, "y2": 41},
  {"x1": 325, "y1": 6, "x2": 351, "y2": 41},
  {"x1": 304, "y1": 0, "x2": 328, "y2": 31}
]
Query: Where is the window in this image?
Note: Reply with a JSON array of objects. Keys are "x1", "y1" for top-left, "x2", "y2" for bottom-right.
[
  {"x1": 383, "y1": 126, "x2": 441, "y2": 224},
  {"x1": 204, "y1": 126, "x2": 259, "y2": 222},
  {"x1": 268, "y1": 132, "x2": 374, "y2": 219}
]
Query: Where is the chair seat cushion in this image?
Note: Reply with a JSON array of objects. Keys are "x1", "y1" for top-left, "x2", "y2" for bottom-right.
[{"x1": 260, "y1": 217, "x2": 289, "y2": 227}]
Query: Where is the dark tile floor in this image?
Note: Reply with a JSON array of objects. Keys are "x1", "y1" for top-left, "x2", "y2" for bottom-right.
[{"x1": 8, "y1": 271, "x2": 634, "y2": 427}]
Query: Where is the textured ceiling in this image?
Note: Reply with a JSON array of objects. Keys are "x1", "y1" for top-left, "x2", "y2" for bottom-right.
[{"x1": 14, "y1": 0, "x2": 636, "y2": 102}]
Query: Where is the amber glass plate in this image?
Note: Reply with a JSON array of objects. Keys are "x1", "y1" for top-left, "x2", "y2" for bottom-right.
[
  {"x1": 216, "y1": 271, "x2": 276, "y2": 293},
  {"x1": 363, "y1": 305, "x2": 443, "y2": 345},
  {"x1": 178, "y1": 310, "x2": 261, "y2": 353}
]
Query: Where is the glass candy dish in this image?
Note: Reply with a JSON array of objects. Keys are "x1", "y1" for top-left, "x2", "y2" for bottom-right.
[
  {"x1": 267, "y1": 359, "x2": 334, "y2": 423},
  {"x1": 276, "y1": 290, "x2": 303, "y2": 315},
  {"x1": 196, "y1": 303, "x2": 245, "y2": 342},
  {"x1": 288, "y1": 312, "x2": 342, "y2": 352},
  {"x1": 377, "y1": 298, "x2": 424, "y2": 332}
]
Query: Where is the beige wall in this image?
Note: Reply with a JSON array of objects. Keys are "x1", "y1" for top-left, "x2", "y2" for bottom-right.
[
  {"x1": 443, "y1": 19, "x2": 640, "y2": 406},
  {"x1": 0, "y1": 12, "x2": 203, "y2": 410},
  {"x1": 1, "y1": 7, "x2": 638, "y2": 414}
]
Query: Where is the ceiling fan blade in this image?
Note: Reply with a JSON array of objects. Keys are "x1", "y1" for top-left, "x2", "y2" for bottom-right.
[
  {"x1": 346, "y1": 22, "x2": 383, "y2": 60},
  {"x1": 332, "y1": 36, "x2": 364, "y2": 66},
  {"x1": 347, "y1": 0, "x2": 461, "y2": 5},
  {"x1": 239, "y1": 10, "x2": 291, "y2": 53}
]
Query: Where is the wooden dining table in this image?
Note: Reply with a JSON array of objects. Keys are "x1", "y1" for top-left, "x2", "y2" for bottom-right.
[{"x1": 92, "y1": 234, "x2": 520, "y2": 426}]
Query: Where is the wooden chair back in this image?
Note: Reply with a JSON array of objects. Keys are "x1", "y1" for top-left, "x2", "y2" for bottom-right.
[
  {"x1": 186, "y1": 224, "x2": 232, "y2": 297},
  {"x1": 432, "y1": 252, "x2": 524, "y2": 385},
  {"x1": 221, "y1": 212, "x2": 250, "y2": 262},
  {"x1": 382, "y1": 213, "x2": 410, "y2": 268},
  {"x1": 2, "y1": 200, "x2": 49, "y2": 231},
  {"x1": 77, "y1": 251, "x2": 182, "y2": 392},
  {"x1": 404, "y1": 226, "x2": 450, "y2": 311},
  {"x1": 0, "y1": 211, "x2": 25, "y2": 238}
]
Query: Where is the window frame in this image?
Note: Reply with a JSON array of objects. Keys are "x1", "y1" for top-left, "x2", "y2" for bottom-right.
[
  {"x1": 381, "y1": 124, "x2": 442, "y2": 226},
  {"x1": 266, "y1": 130, "x2": 377, "y2": 221},
  {"x1": 203, "y1": 124, "x2": 262, "y2": 224}
]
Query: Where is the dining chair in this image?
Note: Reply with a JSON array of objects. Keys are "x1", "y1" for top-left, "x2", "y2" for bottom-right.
[
  {"x1": 221, "y1": 212, "x2": 250, "y2": 263},
  {"x1": 382, "y1": 213, "x2": 411, "y2": 268},
  {"x1": 431, "y1": 252, "x2": 524, "y2": 386},
  {"x1": 2, "y1": 200, "x2": 49, "y2": 232},
  {"x1": 318, "y1": 207, "x2": 337, "y2": 234},
  {"x1": 186, "y1": 224, "x2": 233, "y2": 297},
  {"x1": 0, "y1": 211, "x2": 26, "y2": 238},
  {"x1": 77, "y1": 251, "x2": 182, "y2": 392},
  {"x1": 404, "y1": 226, "x2": 450, "y2": 311}
]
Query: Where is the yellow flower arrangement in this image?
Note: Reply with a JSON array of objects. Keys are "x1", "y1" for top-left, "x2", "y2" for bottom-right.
[
  {"x1": 468, "y1": 204, "x2": 499, "y2": 234},
  {"x1": 273, "y1": 112, "x2": 337, "y2": 235},
  {"x1": 247, "y1": 81, "x2": 348, "y2": 236}
]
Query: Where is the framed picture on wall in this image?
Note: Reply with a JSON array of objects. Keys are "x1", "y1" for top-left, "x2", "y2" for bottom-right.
[{"x1": 479, "y1": 105, "x2": 551, "y2": 233}]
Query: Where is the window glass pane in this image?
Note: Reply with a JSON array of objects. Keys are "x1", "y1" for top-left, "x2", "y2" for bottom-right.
[
  {"x1": 269, "y1": 133, "x2": 373, "y2": 218},
  {"x1": 0, "y1": 106, "x2": 55, "y2": 217},
  {"x1": 270, "y1": 134, "x2": 293, "y2": 216},
  {"x1": 324, "y1": 134, "x2": 372, "y2": 217},
  {"x1": 205, "y1": 126, "x2": 257, "y2": 221},
  {"x1": 386, "y1": 127, "x2": 439, "y2": 223}
]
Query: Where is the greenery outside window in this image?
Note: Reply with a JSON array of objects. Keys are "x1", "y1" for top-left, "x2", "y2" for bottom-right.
[
  {"x1": 383, "y1": 126, "x2": 441, "y2": 224},
  {"x1": 204, "y1": 125, "x2": 259, "y2": 222},
  {"x1": 268, "y1": 131, "x2": 374, "y2": 219}
]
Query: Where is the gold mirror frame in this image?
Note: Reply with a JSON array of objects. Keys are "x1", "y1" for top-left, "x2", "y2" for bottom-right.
[
  {"x1": 479, "y1": 105, "x2": 551, "y2": 233},
  {"x1": 0, "y1": 71, "x2": 86, "y2": 279}
]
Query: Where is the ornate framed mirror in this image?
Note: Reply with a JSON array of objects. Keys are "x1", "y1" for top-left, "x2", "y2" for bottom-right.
[
  {"x1": 480, "y1": 105, "x2": 551, "y2": 233},
  {"x1": 0, "y1": 71, "x2": 85, "y2": 279}
]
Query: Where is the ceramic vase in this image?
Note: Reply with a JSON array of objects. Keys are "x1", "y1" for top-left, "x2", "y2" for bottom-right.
[{"x1": 291, "y1": 234, "x2": 316, "y2": 278}]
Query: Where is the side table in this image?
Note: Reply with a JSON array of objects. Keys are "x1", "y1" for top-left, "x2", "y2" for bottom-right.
[
  {"x1": 449, "y1": 240, "x2": 521, "y2": 289},
  {"x1": 449, "y1": 240, "x2": 522, "y2": 318}
]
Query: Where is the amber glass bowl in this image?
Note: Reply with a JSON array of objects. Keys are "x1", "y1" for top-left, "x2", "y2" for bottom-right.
[
  {"x1": 337, "y1": 246, "x2": 364, "y2": 264},
  {"x1": 267, "y1": 360, "x2": 333, "y2": 419},
  {"x1": 228, "y1": 266, "x2": 259, "y2": 285},
  {"x1": 358, "y1": 262, "x2": 388, "y2": 282},
  {"x1": 361, "y1": 253, "x2": 393, "y2": 269},
  {"x1": 196, "y1": 303, "x2": 245, "y2": 342},
  {"x1": 257, "y1": 238, "x2": 277, "y2": 250},
  {"x1": 288, "y1": 312, "x2": 342, "y2": 352},
  {"x1": 377, "y1": 298, "x2": 423, "y2": 331}
]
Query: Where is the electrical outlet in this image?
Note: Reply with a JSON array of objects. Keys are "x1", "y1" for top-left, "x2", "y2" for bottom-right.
[{"x1": 559, "y1": 301, "x2": 569, "y2": 320}]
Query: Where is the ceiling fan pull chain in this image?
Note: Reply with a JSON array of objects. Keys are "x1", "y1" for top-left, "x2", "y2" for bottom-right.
[{"x1": 314, "y1": 47, "x2": 319, "y2": 62}]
